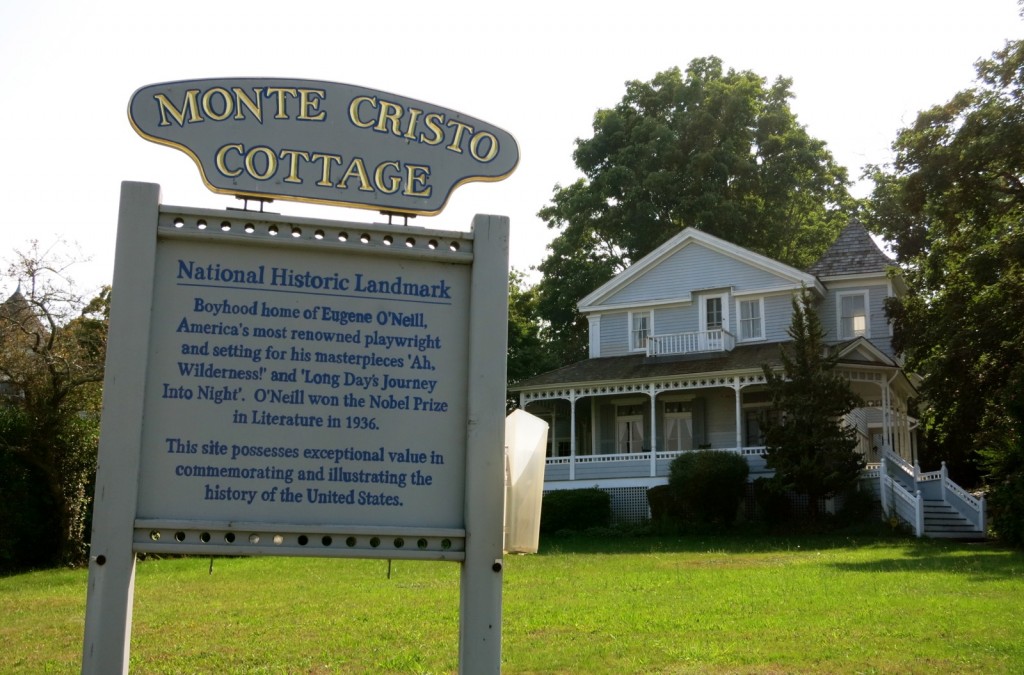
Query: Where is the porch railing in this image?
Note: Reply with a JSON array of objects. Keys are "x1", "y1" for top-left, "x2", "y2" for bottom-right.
[
  {"x1": 544, "y1": 446, "x2": 767, "y2": 481},
  {"x1": 646, "y1": 329, "x2": 736, "y2": 357}
]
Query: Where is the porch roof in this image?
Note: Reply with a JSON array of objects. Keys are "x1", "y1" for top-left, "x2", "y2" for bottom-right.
[
  {"x1": 512, "y1": 341, "x2": 786, "y2": 391},
  {"x1": 512, "y1": 338, "x2": 911, "y2": 394}
]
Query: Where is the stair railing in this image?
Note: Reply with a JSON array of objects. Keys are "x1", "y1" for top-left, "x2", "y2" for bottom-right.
[{"x1": 880, "y1": 456, "x2": 924, "y2": 537}]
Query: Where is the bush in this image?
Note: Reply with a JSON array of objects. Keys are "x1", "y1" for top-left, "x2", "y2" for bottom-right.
[
  {"x1": 668, "y1": 450, "x2": 749, "y2": 525},
  {"x1": 646, "y1": 484, "x2": 678, "y2": 523},
  {"x1": 752, "y1": 477, "x2": 792, "y2": 525},
  {"x1": 987, "y1": 472, "x2": 1024, "y2": 548},
  {"x1": 540, "y1": 488, "x2": 611, "y2": 534}
]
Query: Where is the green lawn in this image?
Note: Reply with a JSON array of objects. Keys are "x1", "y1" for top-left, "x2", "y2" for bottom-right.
[{"x1": 3, "y1": 533, "x2": 1023, "y2": 673}]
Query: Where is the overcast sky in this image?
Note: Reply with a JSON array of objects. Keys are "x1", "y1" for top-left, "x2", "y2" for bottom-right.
[{"x1": 1, "y1": 1, "x2": 1020, "y2": 294}]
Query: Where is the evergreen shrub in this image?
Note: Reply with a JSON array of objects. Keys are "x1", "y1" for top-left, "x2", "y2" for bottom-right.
[
  {"x1": 540, "y1": 488, "x2": 611, "y2": 533},
  {"x1": 668, "y1": 450, "x2": 749, "y2": 525}
]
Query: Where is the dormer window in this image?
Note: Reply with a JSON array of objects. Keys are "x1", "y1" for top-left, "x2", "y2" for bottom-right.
[
  {"x1": 629, "y1": 311, "x2": 651, "y2": 351},
  {"x1": 838, "y1": 291, "x2": 869, "y2": 339}
]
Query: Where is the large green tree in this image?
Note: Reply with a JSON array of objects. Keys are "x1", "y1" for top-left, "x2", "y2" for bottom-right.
[
  {"x1": 506, "y1": 270, "x2": 557, "y2": 411},
  {"x1": 537, "y1": 57, "x2": 857, "y2": 364},
  {"x1": 867, "y1": 39, "x2": 1024, "y2": 487},
  {"x1": 0, "y1": 244, "x2": 108, "y2": 567},
  {"x1": 761, "y1": 288, "x2": 864, "y2": 518}
]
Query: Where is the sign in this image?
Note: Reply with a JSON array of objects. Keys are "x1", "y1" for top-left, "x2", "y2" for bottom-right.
[
  {"x1": 129, "y1": 79, "x2": 519, "y2": 215},
  {"x1": 83, "y1": 183, "x2": 509, "y2": 672},
  {"x1": 139, "y1": 235, "x2": 470, "y2": 533}
]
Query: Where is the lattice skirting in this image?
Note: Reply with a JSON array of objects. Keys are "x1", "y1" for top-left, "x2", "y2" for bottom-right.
[{"x1": 605, "y1": 486, "x2": 652, "y2": 524}]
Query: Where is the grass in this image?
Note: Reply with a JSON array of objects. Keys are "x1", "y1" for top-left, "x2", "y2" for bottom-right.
[{"x1": 2, "y1": 532, "x2": 1023, "y2": 673}]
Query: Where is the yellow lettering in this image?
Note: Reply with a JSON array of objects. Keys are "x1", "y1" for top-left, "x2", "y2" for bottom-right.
[
  {"x1": 374, "y1": 161, "x2": 402, "y2": 194},
  {"x1": 215, "y1": 144, "x2": 244, "y2": 177},
  {"x1": 403, "y1": 164, "x2": 431, "y2": 198},
  {"x1": 349, "y1": 96, "x2": 376, "y2": 128},
  {"x1": 297, "y1": 89, "x2": 327, "y2": 121},
  {"x1": 419, "y1": 112, "x2": 445, "y2": 145},
  {"x1": 338, "y1": 158, "x2": 373, "y2": 192},
  {"x1": 279, "y1": 149, "x2": 309, "y2": 183},
  {"x1": 469, "y1": 131, "x2": 499, "y2": 162},
  {"x1": 244, "y1": 146, "x2": 277, "y2": 180},
  {"x1": 264, "y1": 87, "x2": 298, "y2": 119},
  {"x1": 310, "y1": 153, "x2": 344, "y2": 186},
  {"x1": 445, "y1": 120, "x2": 474, "y2": 154},
  {"x1": 154, "y1": 90, "x2": 201, "y2": 127},
  {"x1": 201, "y1": 88, "x2": 233, "y2": 121},
  {"x1": 375, "y1": 100, "x2": 404, "y2": 135},
  {"x1": 232, "y1": 87, "x2": 263, "y2": 122},
  {"x1": 404, "y1": 108, "x2": 424, "y2": 140}
]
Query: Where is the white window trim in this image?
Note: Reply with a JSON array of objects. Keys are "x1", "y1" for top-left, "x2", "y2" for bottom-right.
[
  {"x1": 736, "y1": 297, "x2": 765, "y2": 342},
  {"x1": 628, "y1": 310, "x2": 652, "y2": 352},
  {"x1": 837, "y1": 290, "x2": 870, "y2": 340},
  {"x1": 698, "y1": 293, "x2": 730, "y2": 334}
]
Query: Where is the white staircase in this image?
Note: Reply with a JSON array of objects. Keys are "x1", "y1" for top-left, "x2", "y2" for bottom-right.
[
  {"x1": 923, "y1": 500, "x2": 984, "y2": 539},
  {"x1": 878, "y1": 450, "x2": 986, "y2": 539}
]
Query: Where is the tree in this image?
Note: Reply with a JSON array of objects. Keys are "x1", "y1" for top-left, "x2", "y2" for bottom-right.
[
  {"x1": 506, "y1": 270, "x2": 557, "y2": 410},
  {"x1": 761, "y1": 288, "x2": 864, "y2": 517},
  {"x1": 867, "y1": 39, "x2": 1024, "y2": 487},
  {"x1": 537, "y1": 57, "x2": 858, "y2": 364},
  {"x1": 0, "y1": 243, "x2": 108, "y2": 567}
]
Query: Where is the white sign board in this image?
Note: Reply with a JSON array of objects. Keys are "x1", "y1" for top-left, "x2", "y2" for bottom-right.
[{"x1": 83, "y1": 182, "x2": 509, "y2": 672}]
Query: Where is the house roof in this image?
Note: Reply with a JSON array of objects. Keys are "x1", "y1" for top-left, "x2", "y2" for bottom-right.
[
  {"x1": 513, "y1": 338, "x2": 910, "y2": 394},
  {"x1": 578, "y1": 227, "x2": 824, "y2": 312},
  {"x1": 512, "y1": 342, "x2": 787, "y2": 390},
  {"x1": 807, "y1": 221, "x2": 894, "y2": 278}
]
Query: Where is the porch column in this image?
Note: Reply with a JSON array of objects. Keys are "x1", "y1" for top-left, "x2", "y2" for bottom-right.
[
  {"x1": 734, "y1": 379, "x2": 743, "y2": 451},
  {"x1": 649, "y1": 386, "x2": 658, "y2": 477},
  {"x1": 569, "y1": 390, "x2": 577, "y2": 481},
  {"x1": 879, "y1": 380, "x2": 892, "y2": 452}
]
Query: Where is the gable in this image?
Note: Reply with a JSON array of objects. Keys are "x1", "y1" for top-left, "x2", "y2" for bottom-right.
[
  {"x1": 835, "y1": 338, "x2": 897, "y2": 367},
  {"x1": 579, "y1": 228, "x2": 821, "y2": 312}
]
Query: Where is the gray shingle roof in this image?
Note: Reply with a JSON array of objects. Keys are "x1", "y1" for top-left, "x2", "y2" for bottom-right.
[
  {"x1": 807, "y1": 221, "x2": 893, "y2": 278},
  {"x1": 511, "y1": 342, "x2": 786, "y2": 390}
]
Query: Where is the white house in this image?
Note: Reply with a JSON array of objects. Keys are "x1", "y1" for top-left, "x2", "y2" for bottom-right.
[{"x1": 512, "y1": 222, "x2": 985, "y2": 537}]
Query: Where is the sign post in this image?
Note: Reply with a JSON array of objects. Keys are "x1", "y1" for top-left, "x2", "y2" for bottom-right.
[{"x1": 84, "y1": 78, "x2": 516, "y2": 673}]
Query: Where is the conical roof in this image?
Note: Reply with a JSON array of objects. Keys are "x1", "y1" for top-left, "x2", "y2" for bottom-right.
[{"x1": 808, "y1": 221, "x2": 893, "y2": 278}]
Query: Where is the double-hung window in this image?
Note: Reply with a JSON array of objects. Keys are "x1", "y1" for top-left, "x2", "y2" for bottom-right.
[
  {"x1": 838, "y1": 291, "x2": 868, "y2": 339},
  {"x1": 738, "y1": 298, "x2": 763, "y2": 341},
  {"x1": 629, "y1": 311, "x2": 651, "y2": 351}
]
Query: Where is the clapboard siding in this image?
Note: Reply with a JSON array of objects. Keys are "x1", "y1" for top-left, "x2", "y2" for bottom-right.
[
  {"x1": 602, "y1": 243, "x2": 792, "y2": 305},
  {"x1": 819, "y1": 283, "x2": 894, "y2": 355},
  {"x1": 761, "y1": 293, "x2": 797, "y2": 343}
]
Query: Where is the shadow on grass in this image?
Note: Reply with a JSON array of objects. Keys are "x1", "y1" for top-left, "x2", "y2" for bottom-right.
[
  {"x1": 825, "y1": 538, "x2": 1024, "y2": 580},
  {"x1": 537, "y1": 521, "x2": 921, "y2": 556},
  {"x1": 537, "y1": 521, "x2": 1024, "y2": 575}
]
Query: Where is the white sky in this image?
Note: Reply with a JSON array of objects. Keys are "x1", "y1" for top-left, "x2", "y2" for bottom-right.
[{"x1": 1, "y1": 1, "x2": 1020, "y2": 295}]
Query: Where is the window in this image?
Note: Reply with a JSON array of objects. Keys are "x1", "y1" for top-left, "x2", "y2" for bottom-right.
[
  {"x1": 616, "y1": 404, "x2": 645, "y2": 453},
  {"x1": 738, "y1": 298, "x2": 763, "y2": 341},
  {"x1": 744, "y1": 409, "x2": 766, "y2": 446},
  {"x1": 705, "y1": 296, "x2": 723, "y2": 330},
  {"x1": 839, "y1": 292, "x2": 868, "y2": 339},
  {"x1": 664, "y1": 401, "x2": 693, "y2": 452},
  {"x1": 629, "y1": 311, "x2": 650, "y2": 351}
]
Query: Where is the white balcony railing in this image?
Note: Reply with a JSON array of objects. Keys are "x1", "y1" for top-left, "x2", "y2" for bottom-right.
[{"x1": 646, "y1": 329, "x2": 736, "y2": 357}]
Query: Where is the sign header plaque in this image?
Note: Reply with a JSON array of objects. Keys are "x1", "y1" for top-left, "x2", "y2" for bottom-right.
[{"x1": 129, "y1": 78, "x2": 520, "y2": 215}]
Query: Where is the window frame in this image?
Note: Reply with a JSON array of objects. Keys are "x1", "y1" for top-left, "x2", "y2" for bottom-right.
[
  {"x1": 698, "y1": 293, "x2": 730, "y2": 334},
  {"x1": 837, "y1": 290, "x2": 869, "y2": 340},
  {"x1": 737, "y1": 297, "x2": 765, "y2": 342},
  {"x1": 628, "y1": 310, "x2": 652, "y2": 352}
]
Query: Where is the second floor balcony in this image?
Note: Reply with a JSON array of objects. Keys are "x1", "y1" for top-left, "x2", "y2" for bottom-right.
[{"x1": 646, "y1": 329, "x2": 736, "y2": 357}]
